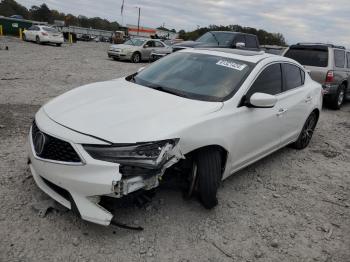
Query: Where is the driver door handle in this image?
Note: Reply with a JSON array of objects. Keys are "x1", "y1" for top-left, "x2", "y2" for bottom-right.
[{"x1": 277, "y1": 108, "x2": 287, "y2": 116}]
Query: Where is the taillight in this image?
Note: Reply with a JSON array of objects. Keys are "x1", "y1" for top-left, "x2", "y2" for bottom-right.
[
  {"x1": 41, "y1": 32, "x2": 48, "y2": 36},
  {"x1": 325, "y1": 71, "x2": 334, "y2": 83}
]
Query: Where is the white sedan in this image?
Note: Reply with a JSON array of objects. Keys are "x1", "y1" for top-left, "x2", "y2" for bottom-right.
[
  {"x1": 23, "y1": 25, "x2": 64, "y2": 46},
  {"x1": 28, "y1": 49, "x2": 322, "y2": 226}
]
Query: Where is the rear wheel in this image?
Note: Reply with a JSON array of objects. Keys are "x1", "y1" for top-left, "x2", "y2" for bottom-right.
[
  {"x1": 329, "y1": 84, "x2": 345, "y2": 110},
  {"x1": 36, "y1": 36, "x2": 41, "y2": 44},
  {"x1": 291, "y1": 111, "x2": 318, "y2": 150},
  {"x1": 194, "y1": 148, "x2": 222, "y2": 209},
  {"x1": 131, "y1": 52, "x2": 141, "y2": 63}
]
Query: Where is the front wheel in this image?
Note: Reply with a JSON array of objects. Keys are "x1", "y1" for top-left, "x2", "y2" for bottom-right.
[
  {"x1": 36, "y1": 36, "x2": 41, "y2": 44},
  {"x1": 56, "y1": 43, "x2": 62, "y2": 47},
  {"x1": 291, "y1": 111, "x2": 318, "y2": 150},
  {"x1": 131, "y1": 52, "x2": 141, "y2": 63},
  {"x1": 195, "y1": 148, "x2": 222, "y2": 209},
  {"x1": 22, "y1": 34, "x2": 26, "y2": 41}
]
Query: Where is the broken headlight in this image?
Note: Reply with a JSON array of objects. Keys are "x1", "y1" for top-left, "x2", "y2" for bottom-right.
[{"x1": 83, "y1": 139, "x2": 179, "y2": 169}]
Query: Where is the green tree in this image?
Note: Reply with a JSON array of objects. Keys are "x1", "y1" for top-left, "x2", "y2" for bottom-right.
[
  {"x1": 30, "y1": 4, "x2": 52, "y2": 22},
  {"x1": 0, "y1": 0, "x2": 29, "y2": 18}
]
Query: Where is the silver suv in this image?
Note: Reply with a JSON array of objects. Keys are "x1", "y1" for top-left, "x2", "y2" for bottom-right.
[{"x1": 283, "y1": 43, "x2": 350, "y2": 109}]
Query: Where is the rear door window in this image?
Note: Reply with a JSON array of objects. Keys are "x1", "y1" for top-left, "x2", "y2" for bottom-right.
[
  {"x1": 284, "y1": 47, "x2": 328, "y2": 67},
  {"x1": 347, "y1": 53, "x2": 350, "y2": 68},
  {"x1": 283, "y1": 64, "x2": 303, "y2": 91},
  {"x1": 247, "y1": 63, "x2": 282, "y2": 97},
  {"x1": 245, "y1": 35, "x2": 257, "y2": 48},
  {"x1": 334, "y1": 50, "x2": 345, "y2": 68}
]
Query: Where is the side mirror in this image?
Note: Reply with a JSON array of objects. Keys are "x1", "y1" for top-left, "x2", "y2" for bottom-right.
[
  {"x1": 137, "y1": 66, "x2": 145, "y2": 73},
  {"x1": 236, "y1": 42, "x2": 245, "y2": 48},
  {"x1": 144, "y1": 44, "x2": 149, "y2": 48},
  {"x1": 248, "y1": 93, "x2": 277, "y2": 108}
]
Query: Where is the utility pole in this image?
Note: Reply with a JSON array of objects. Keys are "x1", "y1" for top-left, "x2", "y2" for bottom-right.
[{"x1": 137, "y1": 7, "x2": 141, "y2": 36}]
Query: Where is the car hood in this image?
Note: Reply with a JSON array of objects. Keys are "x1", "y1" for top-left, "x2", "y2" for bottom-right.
[{"x1": 43, "y1": 78, "x2": 223, "y2": 143}]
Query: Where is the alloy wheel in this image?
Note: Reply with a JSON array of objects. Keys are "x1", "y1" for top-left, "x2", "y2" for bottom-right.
[
  {"x1": 300, "y1": 113, "x2": 317, "y2": 148},
  {"x1": 338, "y1": 89, "x2": 345, "y2": 106},
  {"x1": 186, "y1": 162, "x2": 198, "y2": 198},
  {"x1": 133, "y1": 53, "x2": 140, "y2": 63}
]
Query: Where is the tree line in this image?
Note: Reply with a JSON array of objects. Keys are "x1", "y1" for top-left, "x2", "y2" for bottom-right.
[
  {"x1": 0, "y1": 0, "x2": 287, "y2": 45},
  {"x1": 0, "y1": 0, "x2": 121, "y2": 31}
]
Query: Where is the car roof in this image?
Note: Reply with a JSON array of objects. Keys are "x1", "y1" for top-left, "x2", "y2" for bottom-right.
[
  {"x1": 209, "y1": 31, "x2": 256, "y2": 37},
  {"x1": 181, "y1": 48, "x2": 283, "y2": 64},
  {"x1": 289, "y1": 43, "x2": 348, "y2": 51}
]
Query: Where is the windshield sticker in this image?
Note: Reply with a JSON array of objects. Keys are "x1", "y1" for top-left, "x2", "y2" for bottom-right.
[{"x1": 216, "y1": 60, "x2": 247, "y2": 71}]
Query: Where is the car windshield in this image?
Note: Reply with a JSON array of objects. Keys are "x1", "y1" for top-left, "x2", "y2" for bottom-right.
[
  {"x1": 132, "y1": 52, "x2": 253, "y2": 101},
  {"x1": 196, "y1": 32, "x2": 235, "y2": 46},
  {"x1": 124, "y1": 39, "x2": 146, "y2": 46},
  {"x1": 285, "y1": 47, "x2": 329, "y2": 67},
  {"x1": 42, "y1": 27, "x2": 59, "y2": 33}
]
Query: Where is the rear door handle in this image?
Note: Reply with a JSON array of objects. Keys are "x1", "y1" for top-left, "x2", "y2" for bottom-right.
[{"x1": 277, "y1": 108, "x2": 287, "y2": 116}]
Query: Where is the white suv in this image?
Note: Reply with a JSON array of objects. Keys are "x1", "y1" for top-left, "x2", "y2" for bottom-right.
[{"x1": 28, "y1": 49, "x2": 322, "y2": 226}]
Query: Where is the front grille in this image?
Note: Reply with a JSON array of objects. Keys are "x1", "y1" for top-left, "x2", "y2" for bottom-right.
[{"x1": 31, "y1": 121, "x2": 81, "y2": 163}]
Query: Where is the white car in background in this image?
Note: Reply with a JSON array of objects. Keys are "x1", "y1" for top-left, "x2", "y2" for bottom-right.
[
  {"x1": 28, "y1": 48, "x2": 322, "y2": 226},
  {"x1": 23, "y1": 25, "x2": 64, "y2": 46}
]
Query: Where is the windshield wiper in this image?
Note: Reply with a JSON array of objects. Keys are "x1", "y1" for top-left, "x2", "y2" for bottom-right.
[
  {"x1": 149, "y1": 85, "x2": 188, "y2": 98},
  {"x1": 208, "y1": 32, "x2": 220, "y2": 46}
]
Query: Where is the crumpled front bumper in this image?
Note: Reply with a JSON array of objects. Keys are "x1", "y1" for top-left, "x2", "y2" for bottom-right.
[{"x1": 27, "y1": 109, "x2": 183, "y2": 225}]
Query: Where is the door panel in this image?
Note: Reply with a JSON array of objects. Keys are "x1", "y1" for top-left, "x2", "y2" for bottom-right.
[
  {"x1": 276, "y1": 87, "x2": 309, "y2": 144},
  {"x1": 228, "y1": 63, "x2": 284, "y2": 173},
  {"x1": 228, "y1": 105, "x2": 283, "y2": 173},
  {"x1": 279, "y1": 63, "x2": 311, "y2": 144},
  {"x1": 142, "y1": 41, "x2": 154, "y2": 59}
]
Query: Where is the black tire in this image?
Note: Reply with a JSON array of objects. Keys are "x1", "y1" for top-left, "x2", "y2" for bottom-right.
[
  {"x1": 329, "y1": 84, "x2": 346, "y2": 110},
  {"x1": 22, "y1": 34, "x2": 26, "y2": 41},
  {"x1": 56, "y1": 43, "x2": 62, "y2": 47},
  {"x1": 131, "y1": 52, "x2": 141, "y2": 63},
  {"x1": 36, "y1": 36, "x2": 41, "y2": 44},
  {"x1": 291, "y1": 111, "x2": 318, "y2": 150},
  {"x1": 195, "y1": 148, "x2": 222, "y2": 209}
]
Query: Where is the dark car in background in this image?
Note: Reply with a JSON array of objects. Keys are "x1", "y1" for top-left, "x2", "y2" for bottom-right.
[
  {"x1": 284, "y1": 43, "x2": 350, "y2": 109},
  {"x1": 172, "y1": 31, "x2": 260, "y2": 52}
]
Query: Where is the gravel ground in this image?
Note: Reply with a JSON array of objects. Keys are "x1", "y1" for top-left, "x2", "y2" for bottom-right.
[{"x1": 0, "y1": 36, "x2": 349, "y2": 262}]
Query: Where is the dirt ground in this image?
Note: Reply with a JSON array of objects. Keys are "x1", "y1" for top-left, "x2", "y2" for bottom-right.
[{"x1": 0, "y1": 36, "x2": 349, "y2": 262}]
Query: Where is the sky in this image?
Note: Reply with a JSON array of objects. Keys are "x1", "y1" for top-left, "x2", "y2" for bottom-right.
[{"x1": 16, "y1": 0, "x2": 350, "y2": 47}]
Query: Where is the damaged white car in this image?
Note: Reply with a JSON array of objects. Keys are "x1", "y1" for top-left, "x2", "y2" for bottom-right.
[{"x1": 28, "y1": 48, "x2": 322, "y2": 226}]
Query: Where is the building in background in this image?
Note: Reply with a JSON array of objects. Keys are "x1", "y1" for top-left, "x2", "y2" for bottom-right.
[
  {"x1": 126, "y1": 24, "x2": 178, "y2": 39},
  {"x1": 0, "y1": 16, "x2": 47, "y2": 36}
]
